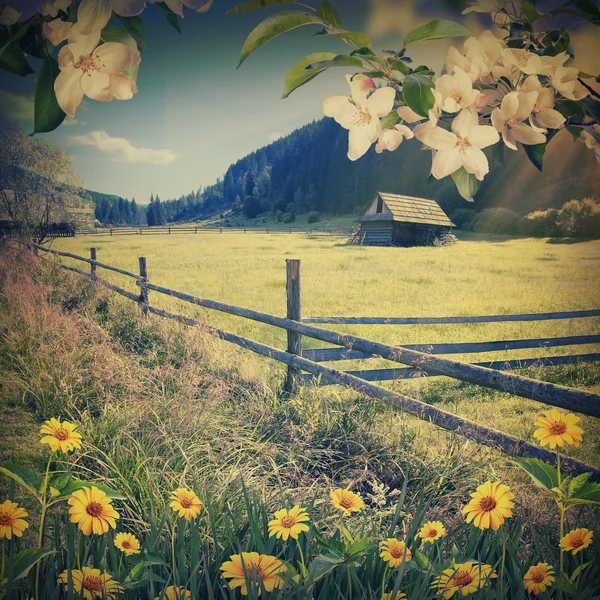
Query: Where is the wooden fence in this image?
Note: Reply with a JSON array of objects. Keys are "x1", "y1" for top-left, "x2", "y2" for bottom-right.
[
  {"x1": 75, "y1": 226, "x2": 351, "y2": 237},
  {"x1": 32, "y1": 243, "x2": 600, "y2": 480}
]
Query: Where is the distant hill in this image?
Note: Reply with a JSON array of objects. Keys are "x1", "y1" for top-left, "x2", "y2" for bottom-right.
[{"x1": 160, "y1": 118, "x2": 599, "y2": 224}]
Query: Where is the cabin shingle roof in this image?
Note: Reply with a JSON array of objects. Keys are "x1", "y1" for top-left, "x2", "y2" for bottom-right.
[{"x1": 358, "y1": 192, "x2": 455, "y2": 227}]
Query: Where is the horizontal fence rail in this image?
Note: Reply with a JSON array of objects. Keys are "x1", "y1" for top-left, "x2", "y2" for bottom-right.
[
  {"x1": 75, "y1": 226, "x2": 352, "y2": 237},
  {"x1": 31, "y1": 242, "x2": 600, "y2": 479},
  {"x1": 304, "y1": 310, "x2": 600, "y2": 324}
]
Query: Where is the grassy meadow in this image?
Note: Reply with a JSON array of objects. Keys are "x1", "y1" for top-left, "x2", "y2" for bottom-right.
[{"x1": 1, "y1": 234, "x2": 599, "y2": 598}]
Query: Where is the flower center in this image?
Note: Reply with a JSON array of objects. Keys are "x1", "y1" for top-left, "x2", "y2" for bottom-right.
[
  {"x1": 246, "y1": 564, "x2": 265, "y2": 583},
  {"x1": 0, "y1": 513, "x2": 12, "y2": 526},
  {"x1": 390, "y1": 545, "x2": 404, "y2": 558},
  {"x1": 520, "y1": 51, "x2": 530, "y2": 65},
  {"x1": 353, "y1": 109, "x2": 372, "y2": 127},
  {"x1": 339, "y1": 497, "x2": 353, "y2": 509},
  {"x1": 550, "y1": 422, "x2": 567, "y2": 435},
  {"x1": 86, "y1": 502, "x2": 104, "y2": 517},
  {"x1": 427, "y1": 528, "x2": 437, "y2": 538},
  {"x1": 280, "y1": 516, "x2": 296, "y2": 528},
  {"x1": 463, "y1": 64, "x2": 471, "y2": 73},
  {"x1": 455, "y1": 136, "x2": 470, "y2": 153},
  {"x1": 179, "y1": 496, "x2": 193, "y2": 509},
  {"x1": 531, "y1": 571, "x2": 545, "y2": 583},
  {"x1": 570, "y1": 535, "x2": 583, "y2": 547},
  {"x1": 479, "y1": 496, "x2": 497, "y2": 512},
  {"x1": 76, "y1": 54, "x2": 105, "y2": 76},
  {"x1": 121, "y1": 540, "x2": 131, "y2": 548},
  {"x1": 451, "y1": 91, "x2": 462, "y2": 102},
  {"x1": 55, "y1": 428, "x2": 69, "y2": 441},
  {"x1": 83, "y1": 575, "x2": 102, "y2": 592},
  {"x1": 453, "y1": 571, "x2": 473, "y2": 588},
  {"x1": 506, "y1": 117, "x2": 519, "y2": 128},
  {"x1": 560, "y1": 76, "x2": 569, "y2": 84}
]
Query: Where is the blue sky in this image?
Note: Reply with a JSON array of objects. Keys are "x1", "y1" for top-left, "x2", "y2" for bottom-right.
[{"x1": 1, "y1": 0, "x2": 597, "y2": 202}]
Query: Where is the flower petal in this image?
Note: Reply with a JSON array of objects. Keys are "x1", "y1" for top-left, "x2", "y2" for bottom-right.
[
  {"x1": 77, "y1": 0, "x2": 112, "y2": 34},
  {"x1": 431, "y1": 149, "x2": 462, "y2": 179},
  {"x1": 110, "y1": 0, "x2": 146, "y2": 16},
  {"x1": 416, "y1": 124, "x2": 457, "y2": 150},
  {"x1": 366, "y1": 86, "x2": 395, "y2": 118},
  {"x1": 512, "y1": 122, "x2": 546, "y2": 145},
  {"x1": 81, "y1": 71, "x2": 113, "y2": 101},
  {"x1": 468, "y1": 124, "x2": 499, "y2": 149},
  {"x1": 463, "y1": 146, "x2": 489, "y2": 180},
  {"x1": 348, "y1": 127, "x2": 374, "y2": 161},
  {"x1": 54, "y1": 68, "x2": 84, "y2": 118},
  {"x1": 109, "y1": 73, "x2": 138, "y2": 99},
  {"x1": 451, "y1": 108, "x2": 477, "y2": 138}
]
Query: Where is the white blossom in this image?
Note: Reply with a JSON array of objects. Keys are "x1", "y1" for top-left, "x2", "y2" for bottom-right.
[
  {"x1": 550, "y1": 66, "x2": 589, "y2": 101},
  {"x1": 77, "y1": 0, "x2": 146, "y2": 34},
  {"x1": 521, "y1": 76, "x2": 566, "y2": 132},
  {"x1": 435, "y1": 67, "x2": 480, "y2": 114},
  {"x1": 375, "y1": 124, "x2": 414, "y2": 153},
  {"x1": 491, "y1": 91, "x2": 546, "y2": 150}
]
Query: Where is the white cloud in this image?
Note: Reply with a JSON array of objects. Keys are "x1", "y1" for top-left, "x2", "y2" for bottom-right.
[
  {"x1": 268, "y1": 131, "x2": 282, "y2": 142},
  {"x1": 71, "y1": 130, "x2": 177, "y2": 164},
  {"x1": 0, "y1": 90, "x2": 34, "y2": 121},
  {"x1": 63, "y1": 118, "x2": 86, "y2": 126}
]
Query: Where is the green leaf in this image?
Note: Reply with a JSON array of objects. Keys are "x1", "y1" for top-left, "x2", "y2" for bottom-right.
[
  {"x1": 568, "y1": 479, "x2": 600, "y2": 504},
  {"x1": 346, "y1": 538, "x2": 376, "y2": 558},
  {"x1": 12, "y1": 549, "x2": 56, "y2": 581},
  {"x1": 117, "y1": 15, "x2": 147, "y2": 52},
  {"x1": 521, "y1": 2, "x2": 546, "y2": 22},
  {"x1": 581, "y1": 97, "x2": 600, "y2": 122},
  {"x1": 308, "y1": 554, "x2": 344, "y2": 583},
  {"x1": 329, "y1": 31, "x2": 372, "y2": 50},
  {"x1": 34, "y1": 56, "x2": 66, "y2": 134},
  {"x1": 381, "y1": 110, "x2": 400, "y2": 129},
  {"x1": 306, "y1": 54, "x2": 363, "y2": 70},
  {"x1": 554, "y1": 573, "x2": 578, "y2": 595},
  {"x1": 18, "y1": 23, "x2": 53, "y2": 59},
  {"x1": 238, "y1": 11, "x2": 324, "y2": 66},
  {"x1": 154, "y1": 2, "x2": 182, "y2": 32},
  {"x1": 570, "y1": 560, "x2": 592, "y2": 582},
  {"x1": 282, "y1": 51, "x2": 336, "y2": 98},
  {"x1": 404, "y1": 19, "x2": 471, "y2": 46},
  {"x1": 129, "y1": 560, "x2": 145, "y2": 581},
  {"x1": 511, "y1": 457, "x2": 559, "y2": 491},
  {"x1": 451, "y1": 167, "x2": 481, "y2": 202},
  {"x1": 415, "y1": 549, "x2": 430, "y2": 568},
  {"x1": 315, "y1": 0, "x2": 342, "y2": 27},
  {"x1": 556, "y1": 99, "x2": 586, "y2": 122},
  {"x1": 523, "y1": 142, "x2": 546, "y2": 172},
  {"x1": 226, "y1": 0, "x2": 297, "y2": 15},
  {"x1": 0, "y1": 463, "x2": 42, "y2": 497},
  {"x1": 402, "y1": 73, "x2": 435, "y2": 117},
  {"x1": 387, "y1": 57, "x2": 408, "y2": 75},
  {"x1": 0, "y1": 41, "x2": 34, "y2": 76},
  {"x1": 52, "y1": 479, "x2": 127, "y2": 501}
]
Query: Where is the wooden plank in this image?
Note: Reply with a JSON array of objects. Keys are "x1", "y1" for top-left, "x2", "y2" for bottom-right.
[
  {"x1": 285, "y1": 259, "x2": 302, "y2": 391},
  {"x1": 135, "y1": 305, "x2": 600, "y2": 480},
  {"x1": 59, "y1": 265, "x2": 139, "y2": 302},
  {"x1": 303, "y1": 310, "x2": 600, "y2": 324},
  {"x1": 33, "y1": 243, "x2": 140, "y2": 280},
  {"x1": 302, "y1": 335, "x2": 600, "y2": 362},
  {"x1": 301, "y1": 353, "x2": 600, "y2": 384},
  {"x1": 138, "y1": 257, "x2": 148, "y2": 314},
  {"x1": 142, "y1": 281, "x2": 600, "y2": 417}
]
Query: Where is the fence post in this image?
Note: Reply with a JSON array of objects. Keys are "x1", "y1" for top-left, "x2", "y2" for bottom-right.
[
  {"x1": 138, "y1": 257, "x2": 149, "y2": 314},
  {"x1": 285, "y1": 259, "x2": 302, "y2": 392},
  {"x1": 90, "y1": 248, "x2": 97, "y2": 280}
]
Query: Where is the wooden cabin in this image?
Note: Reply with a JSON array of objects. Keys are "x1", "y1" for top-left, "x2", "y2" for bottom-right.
[{"x1": 356, "y1": 192, "x2": 455, "y2": 246}]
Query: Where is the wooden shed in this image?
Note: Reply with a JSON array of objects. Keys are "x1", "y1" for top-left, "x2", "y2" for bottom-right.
[{"x1": 356, "y1": 192, "x2": 455, "y2": 246}]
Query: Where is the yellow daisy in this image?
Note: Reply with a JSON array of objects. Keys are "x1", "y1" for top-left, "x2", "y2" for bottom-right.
[
  {"x1": 432, "y1": 561, "x2": 496, "y2": 599},
  {"x1": 533, "y1": 409, "x2": 583, "y2": 448},
  {"x1": 559, "y1": 528, "x2": 593, "y2": 555},
  {"x1": 114, "y1": 531, "x2": 141, "y2": 555},
  {"x1": 154, "y1": 586, "x2": 191, "y2": 600},
  {"x1": 268, "y1": 505, "x2": 310, "y2": 541},
  {"x1": 40, "y1": 417, "x2": 82, "y2": 453},
  {"x1": 68, "y1": 486, "x2": 119, "y2": 535},
  {"x1": 523, "y1": 562, "x2": 555, "y2": 595},
  {"x1": 418, "y1": 520, "x2": 446, "y2": 544},
  {"x1": 330, "y1": 488, "x2": 365, "y2": 516},
  {"x1": 380, "y1": 538, "x2": 412, "y2": 567},
  {"x1": 381, "y1": 593, "x2": 406, "y2": 600},
  {"x1": 220, "y1": 552, "x2": 285, "y2": 596},
  {"x1": 58, "y1": 568, "x2": 122, "y2": 600},
  {"x1": 169, "y1": 488, "x2": 202, "y2": 521},
  {"x1": 462, "y1": 481, "x2": 514, "y2": 530},
  {"x1": 0, "y1": 499, "x2": 28, "y2": 539}
]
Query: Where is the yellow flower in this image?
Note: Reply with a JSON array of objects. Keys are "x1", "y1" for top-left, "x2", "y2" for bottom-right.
[
  {"x1": 533, "y1": 409, "x2": 583, "y2": 448},
  {"x1": 559, "y1": 528, "x2": 593, "y2": 555},
  {"x1": 220, "y1": 552, "x2": 285, "y2": 596},
  {"x1": 40, "y1": 417, "x2": 82, "y2": 453},
  {"x1": 418, "y1": 520, "x2": 446, "y2": 543},
  {"x1": 0, "y1": 500, "x2": 28, "y2": 539},
  {"x1": 462, "y1": 481, "x2": 514, "y2": 530},
  {"x1": 523, "y1": 562, "x2": 555, "y2": 595},
  {"x1": 114, "y1": 531, "x2": 141, "y2": 555},
  {"x1": 169, "y1": 488, "x2": 202, "y2": 521},
  {"x1": 380, "y1": 538, "x2": 412, "y2": 567},
  {"x1": 381, "y1": 593, "x2": 406, "y2": 600},
  {"x1": 432, "y1": 561, "x2": 496, "y2": 599},
  {"x1": 58, "y1": 568, "x2": 122, "y2": 600},
  {"x1": 268, "y1": 505, "x2": 310, "y2": 541},
  {"x1": 154, "y1": 586, "x2": 191, "y2": 600},
  {"x1": 68, "y1": 486, "x2": 119, "y2": 535},
  {"x1": 330, "y1": 488, "x2": 365, "y2": 516}
]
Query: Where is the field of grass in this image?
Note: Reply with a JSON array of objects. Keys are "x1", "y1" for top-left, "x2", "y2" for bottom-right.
[{"x1": 1, "y1": 235, "x2": 600, "y2": 598}]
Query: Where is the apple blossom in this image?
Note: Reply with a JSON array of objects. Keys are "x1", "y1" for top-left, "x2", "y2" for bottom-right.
[
  {"x1": 147, "y1": 0, "x2": 212, "y2": 18},
  {"x1": 435, "y1": 67, "x2": 480, "y2": 114},
  {"x1": 463, "y1": 30, "x2": 506, "y2": 68},
  {"x1": 415, "y1": 108, "x2": 499, "y2": 181},
  {"x1": 0, "y1": 0, "x2": 39, "y2": 25},
  {"x1": 77, "y1": 0, "x2": 146, "y2": 34},
  {"x1": 323, "y1": 75, "x2": 395, "y2": 161},
  {"x1": 447, "y1": 46, "x2": 489, "y2": 82},
  {"x1": 375, "y1": 124, "x2": 414, "y2": 153},
  {"x1": 521, "y1": 76, "x2": 565, "y2": 132},
  {"x1": 40, "y1": 0, "x2": 71, "y2": 17},
  {"x1": 550, "y1": 66, "x2": 589, "y2": 101},
  {"x1": 501, "y1": 48, "x2": 544, "y2": 76},
  {"x1": 491, "y1": 91, "x2": 546, "y2": 150},
  {"x1": 579, "y1": 125, "x2": 600, "y2": 164},
  {"x1": 55, "y1": 38, "x2": 140, "y2": 118},
  {"x1": 462, "y1": 0, "x2": 505, "y2": 14}
]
